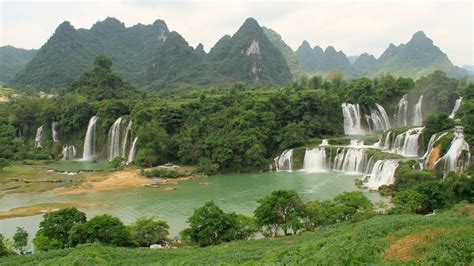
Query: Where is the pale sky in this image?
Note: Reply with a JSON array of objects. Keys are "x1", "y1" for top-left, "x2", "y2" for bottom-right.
[{"x1": 1, "y1": 0, "x2": 473, "y2": 66}]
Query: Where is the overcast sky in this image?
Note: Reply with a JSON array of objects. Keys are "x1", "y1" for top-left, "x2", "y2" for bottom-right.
[{"x1": 1, "y1": 0, "x2": 473, "y2": 66}]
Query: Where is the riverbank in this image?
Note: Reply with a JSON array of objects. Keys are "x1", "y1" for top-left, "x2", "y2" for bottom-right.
[{"x1": 0, "y1": 202, "x2": 99, "y2": 220}]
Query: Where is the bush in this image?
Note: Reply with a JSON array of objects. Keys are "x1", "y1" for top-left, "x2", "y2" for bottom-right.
[
  {"x1": 69, "y1": 214, "x2": 129, "y2": 247},
  {"x1": 141, "y1": 168, "x2": 183, "y2": 178},
  {"x1": 392, "y1": 181, "x2": 454, "y2": 214},
  {"x1": 128, "y1": 218, "x2": 169, "y2": 247},
  {"x1": 254, "y1": 190, "x2": 306, "y2": 237},
  {"x1": 33, "y1": 207, "x2": 86, "y2": 250},
  {"x1": 180, "y1": 201, "x2": 256, "y2": 247}
]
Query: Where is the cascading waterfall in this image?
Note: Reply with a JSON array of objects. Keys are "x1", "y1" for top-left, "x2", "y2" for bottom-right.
[
  {"x1": 364, "y1": 160, "x2": 399, "y2": 190},
  {"x1": 34, "y1": 126, "x2": 43, "y2": 148},
  {"x1": 127, "y1": 137, "x2": 138, "y2": 164},
  {"x1": 107, "y1": 117, "x2": 124, "y2": 160},
  {"x1": 334, "y1": 147, "x2": 368, "y2": 173},
  {"x1": 422, "y1": 132, "x2": 449, "y2": 168},
  {"x1": 392, "y1": 127, "x2": 424, "y2": 157},
  {"x1": 433, "y1": 127, "x2": 471, "y2": 176},
  {"x1": 342, "y1": 103, "x2": 364, "y2": 135},
  {"x1": 413, "y1": 95, "x2": 424, "y2": 125},
  {"x1": 302, "y1": 148, "x2": 329, "y2": 172},
  {"x1": 449, "y1": 97, "x2": 464, "y2": 119},
  {"x1": 321, "y1": 139, "x2": 329, "y2": 146},
  {"x1": 342, "y1": 103, "x2": 391, "y2": 135},
  {"x1": 394, "y1": 94, "x2": 408, "y2": 127},
  {"x1": 121, "y1": 121, "x2": 132, "y2": 158},
  {"x1": 62, "y1": 145, "x2": 77, "y2": 160},
  {"x1": 82, "y1": 116, "x2": 98, "y2": 161},
  {"x1": 274, "y1": 149, "x2": 294, "y2": 171},
  {"x1": 52, "y1": 122, "x2": 59, "y2": 142},
  {"x1": 107, "y1": 117, "x2": 134, "y2": 161}
]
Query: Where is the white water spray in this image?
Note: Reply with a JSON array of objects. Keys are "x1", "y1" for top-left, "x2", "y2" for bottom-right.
[
  {"x1": 52, "y1": 122, "x2": 59, "y2": 142},
  {"x1": 34, "y1": 126, "x2": 43, "y2": 148},
  {"x1": 449, "y1": 97, "x2": 463, "y2": 119},
  {"x1": 82, "y1": 116, "x2": 98, "y2": 161},
  {"x1": 413, "y1": 95, "x2": 424, "y2": 126},
  {"x1": 364, "y1": 160, "x2": 399, "y2": 190}
]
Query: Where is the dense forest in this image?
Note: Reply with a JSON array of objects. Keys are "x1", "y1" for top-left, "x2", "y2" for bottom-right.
[{"x1": 1, "y1": 55, "x2": 473, "y2": 175}]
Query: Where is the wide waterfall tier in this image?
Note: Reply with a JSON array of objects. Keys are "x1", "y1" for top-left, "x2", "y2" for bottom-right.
[
  {"x1": 62, "y1": 145, "x2": 77, "y2": 160},
  {"x1": 107, "y1": 117, "x2": 133, "y2": 161},
  {"x1": 302, "y1": 148, "x2": 329, "y2": 172},
  {"x1": 127, "y1": 137, "x2": 138, "y2": 164},
  {"x1": 394, "y1": 95, "x2": 409, "y2": 127},
  {"x1": 380, "y1": 127, "x2": 425, "y2": 157},
  {"x1": 432, "y1": 127, "x2": 471, "y2": 176},
  {"x1": 342, "y1": 103, "x2": 391, "y2": 135},
  {"x1": 34, "y1": 125, "x2": 43, "y2": 148},
  {"x1": 300, "y1": 145, "x2": 375, "y2": 174},
  {"x1": 412, "y1": 95, "x2": 424, "y2": 126},
  {"x1": 82, "y1": 116, "x2": 98, "y2": 161},
  {"x1": 52, "y1": 122, "x2": 59, "y2": 142},
  {"x1": 449, "y1": 97, "x2": 464, "y2": 119},
  {"x1": 274, "y1": 149, "x2": 294, "y2": 171},
  {"x1": 363, "y1": 160, "x2": 399, "y2": 190}
]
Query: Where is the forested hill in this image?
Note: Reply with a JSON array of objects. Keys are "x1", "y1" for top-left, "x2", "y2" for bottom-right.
[
  {"x1": 6, "y1": 17, "x2": 471, "y2": 91},
  {"x1": 296, "y1": 31, "x2": 470, "y2": 79},
  {"x1": 0, "y1": 46, "x2": 37, "y2": 84},
  {"x1": 10, "y1": 17, "x2": 292, "y2": 91}
]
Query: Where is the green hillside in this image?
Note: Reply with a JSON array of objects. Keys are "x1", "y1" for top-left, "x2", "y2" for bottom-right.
[
  {"x1": 0, "y1": 46, "x2": 37, "y2": 84},
  {"x1": 2, "y1": 208, "x2": 472, "y2": 265}
]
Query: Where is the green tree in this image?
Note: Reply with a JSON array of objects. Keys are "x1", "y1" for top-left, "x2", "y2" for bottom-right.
[
  {"x1": 0, "y1": 234, "x2": 10, "y2": 257},
  {"x1": 254, "y1": 189, "x2": 306, "y2": 237},
  {"x1": 128, "y1": 218, "x2": 169, "y2": 247},
  {"x1": 32, "y1": 231, "x2": 62, "y2": 252},
  {"x1": 108, "y1": 156, "x2": 125, "y2": 170},
  {"x1": 33, "y1": 207, "x2": 86, "y2": 250},
  {"x1": 0, "y1": 158, "x2": 10, "y2": 173},
  {"x1": 393, "y1": 181, "x2": 454, "y2": 214},
  {"x1": 180, "y1": 201, "x2": 241, "y2": 247},
  {"x1": 333, "y1": 191, "x2": 374, "y2": 221},
  {"x1": 304, "y1": 200, "x2": 339, "y2": 229},
  {"x1": 443, "y1": 172, "x2": 474, "y2": 202},
  {"x1": 12, "y1": 227, "x2": 28, "y2": 254},
  {"x1": 69, "y1": 214, "x2": 129, "y2": 247},
  {"x1": 135, "y1": 120, "x2": 169, "y2": 167},
  {"x1": 423, "y1": 113, "x2": 455, "y2": 145}
]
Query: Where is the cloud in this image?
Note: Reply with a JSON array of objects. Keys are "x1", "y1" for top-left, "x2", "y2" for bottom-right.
[{"x1": 1, "y1": 0, "x2": 472, "y2": 65}]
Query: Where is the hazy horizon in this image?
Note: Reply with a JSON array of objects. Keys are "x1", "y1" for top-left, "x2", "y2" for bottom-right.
[{"x1": 1, "y1": 0, "x2": 473, "y2": 66}]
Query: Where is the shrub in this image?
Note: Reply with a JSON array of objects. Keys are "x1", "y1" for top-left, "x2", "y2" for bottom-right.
[
  {"x1": 128, "y1": 218, "x2": 169, "y2": 247},
  {"x1": 69, "y1": 214, "x2": 129, "y2": 247}
]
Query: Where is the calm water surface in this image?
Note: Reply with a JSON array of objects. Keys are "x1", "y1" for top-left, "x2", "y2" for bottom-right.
[{"x1": 0, "y1": 170, "x2": 383, "y2": 241}]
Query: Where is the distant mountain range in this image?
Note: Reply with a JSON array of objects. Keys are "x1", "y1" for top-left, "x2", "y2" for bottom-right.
[
  {"x1": 0, "y1": 46, "x2": 37, "y2": 85},
  {"x1": 296, "y1": 31, "x2": 469, "y2": 79},
  {"x1": 1, "y1": 17, "x2": 471, "y2": 91}
]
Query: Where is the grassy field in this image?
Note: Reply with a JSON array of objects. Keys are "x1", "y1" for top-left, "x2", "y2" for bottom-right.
[{"x1": 2, "y1": 205, "x2": 472, "y2": 265}]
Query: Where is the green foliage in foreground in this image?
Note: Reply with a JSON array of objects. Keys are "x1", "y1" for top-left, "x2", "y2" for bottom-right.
[{"x1": 2, "y1": 211, "x2": 473, "y2": 265}]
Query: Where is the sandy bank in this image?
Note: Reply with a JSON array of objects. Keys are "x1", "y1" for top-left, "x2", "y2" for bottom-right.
[
  {"x1": 0, "y1": 202, "x2": 97, "y2": 219},
  {"x1": 54, "y1": 169, "x2": 149, "y2": 195}
]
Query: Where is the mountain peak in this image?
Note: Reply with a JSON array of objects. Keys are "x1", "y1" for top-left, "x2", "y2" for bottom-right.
[
  {"x1": 55, "y1": 21, "x2": 75, "y2": 34},
  {"x1": 325, "y1": 46, "x2": 337, "y2": 53},
  {"x1": 298, "y1": 40, "x2": 312, "y2": 51},
  {"x1": 91, "y1": 17, "x2": 125, "y2": 32},
  {"x1": 241, "y1": 17, "x2": 260, "y2": 28},
  {"x1": 412, "y1": 31, "x2": 426, "y2": 39},
  {"x1": 313, "y1": 45, "x2": 324, "y2": 53}
]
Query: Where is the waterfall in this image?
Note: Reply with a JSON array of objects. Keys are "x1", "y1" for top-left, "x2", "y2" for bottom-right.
[
  {"x1": 333, "y1": 147, "x2": 369, "y2": 174},
  {"x1": 364, "y1": 160, "x2": 399, "y2": 190},
  {"x1": 52, "y1": 122, "x2": 59, "y2": 142},
  {"x1": 302, "y1": 148, "x2": 329, "y2": 172},
  {"x1": 422, "y1": 132, "x2": 449, "y2": 168},
  {"x1": 34, "y1": 126, "x2": 43, "y2": 148},
  {"x1": 107, "y1": 117, "x2": 134, "y2": 161},
  {"x1": 449, "y1": 97, "x2": 464, "y2": 119},
  {"x1": 127, "y1": 137, "x2": 138, "y2": 164},
  {"x1": 392, "y1": 127, "x2": 424, "y2": 157},
  {"x1": 413, "y1": 95, "x2": 424, "y2": 126},
  {"x1": 274, "y1": 149, "x2": 294, "y2": 171},
  {"x1": 375, "y1": 103, "x2": 391, "y2": 130},
  {"x1": 394, "y1": 95, "x2": 408, "y2": 127},
  {"x1": 321, "y1": 139, "x2": 329, "y2": 146},
  {"x1": 122, "y1": 121, "x2": 132, "y2": 157},
  {"x1": 342, "y1": 103, "x2": 364, "y2": 135},
  {"x1": 82, "y1": 116, "x2": 98, "y2": 161},
  {"x1": 382, "y1": 131, "x2": 393, "y2": 150},
  {"x1": 433, "y1": 127, "x2": 471, "y2": 176},
  {"x1": 62, "y1": 145, "x2": 77, "y2": 160},
  {"x1": 107, "y1": 117, "x2": 124, "y2": 160}
]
